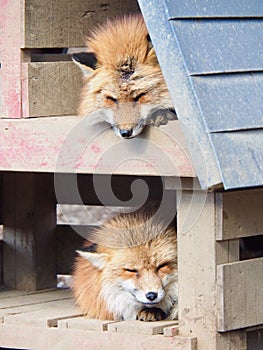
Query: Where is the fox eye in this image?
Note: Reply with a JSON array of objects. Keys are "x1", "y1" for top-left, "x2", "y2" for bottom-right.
[
  {"x1": 124, "y1": 268, "x2": 138, "y2": 274},
  {"x1": 157, "y1": 262, "x2": 170, "y2": 271},
  {"x1": 133, "y1": 92, "x2": 146, "y2": 102},
  {"x1": 106, "y1": 96, "x2": 118, "y2": 104}
]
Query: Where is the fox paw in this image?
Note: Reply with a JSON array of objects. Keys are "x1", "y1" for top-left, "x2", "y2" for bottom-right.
[{"x1": 136, "y1": 307, "x2": 167, "y2": 322}]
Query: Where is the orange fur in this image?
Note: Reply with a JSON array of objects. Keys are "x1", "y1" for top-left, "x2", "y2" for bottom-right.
[
  {"x1": 74, "y1": 15, "x2": 175, "y2": 138},
  {"x1": 72, "y1": 213, "x2": 178, "y2": 321}
]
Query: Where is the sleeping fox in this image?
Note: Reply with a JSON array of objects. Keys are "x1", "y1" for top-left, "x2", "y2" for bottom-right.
[
  {"x1": 72, "y1": 212, "x2": 178, "y2": 321},
  {"x1": 73, "y1": 14, "x2": 176, "y2": 139}
]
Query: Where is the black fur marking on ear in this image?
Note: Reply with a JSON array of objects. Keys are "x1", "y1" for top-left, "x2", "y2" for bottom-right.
[
  {"x1": 79, "y1": 243, "x2": 98, "y2": 253},
  {"x1": 72, "y1": 52, "x2": 97, "y2": 69},
  {"x1": 146, "y1": 34, "x2": 153, "y2": 50}
]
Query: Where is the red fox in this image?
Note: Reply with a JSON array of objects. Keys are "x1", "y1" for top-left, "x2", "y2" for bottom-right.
[
  {"x1": 72, "y1": 213, "x2": 178, "y2": 321},
  {"x1": 73, "y1": 15, "x2": 176, "y2": 139}
]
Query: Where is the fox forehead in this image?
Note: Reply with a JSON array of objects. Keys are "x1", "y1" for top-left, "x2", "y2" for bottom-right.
[
  {"x1": 86, "y1": 65, "x2": 164, "y2": 96},
  {"x1": 106, "y1": 242, "x2": 177, "y2": 270}
]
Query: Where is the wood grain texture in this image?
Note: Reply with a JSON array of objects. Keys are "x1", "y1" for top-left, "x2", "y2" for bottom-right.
[
  {"x1": 216, "y1": 188, "x2": 263, "y2": 240},
  {"x1": 0, "y1": 323, "x2": 197, "y2": 350},
  {"x1": 217, "y1": 257, "x2": 263, "y2": 331},
  {"x1": 177, "y1": 191, "x2": 220, "y2": 350},
  {"x1": 23, "y1": 0, "x2": 140, "y2": 48},
  {"x1": 0, "y1": 289, "x2": 197, "y2": 350},
  {"x1": 3, "y1": 173, "x2": 57, "y2": 291},
  {"x1": 0, "y1": 118, "x2": 195, "y2": 177},
  {"x1": 0, "y1": 0, "x2": 23, "y2": 118},
  {"x1": 22, "y1": 62, "x2": 82, "y2": 117},
  {"x1": 107, "y1": 320, "x2": 178, "y2": 335}
]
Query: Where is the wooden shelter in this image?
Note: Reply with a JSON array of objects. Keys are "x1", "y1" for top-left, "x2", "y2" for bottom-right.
[{"x1": 0, "y1": 1, "x2": 262, "y2": 349}]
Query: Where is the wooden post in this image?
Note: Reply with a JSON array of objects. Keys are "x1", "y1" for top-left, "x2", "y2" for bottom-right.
[
  {"x1": 177, "y1": 190, "x2": 219, "y2": 350},
  {"x1": 3, "y1": 172, "x2": 57, "y2": 291},
  {"x1": 177, "y1": 190, "x2": 248, "y2": 350}
]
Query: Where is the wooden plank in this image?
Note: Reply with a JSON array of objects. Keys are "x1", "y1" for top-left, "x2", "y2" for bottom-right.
[
  {"x1": 0, "y1": 324, "x2": 197, "y2": 350},
  {"x1": 171, "y1": 19, "x2": 263, "y2": 75},
  {"x1": 22, "y1": 62, "x2": 82, "y2": 117},
  {"x1": 58, "y1": 317, "x2": 115, "y2": 331},
  {"x1": 216, "y1": 188, "x2": 263, "y2": 240},
  {"x1": 0, "y1": 0, "x2": 23, "y2": 118},
  {"x1": 192, "y1": 73, "x2": 263, "y2": 132},
  {"x1": 210, "y1": 130, "x2": 263, "y2": 190},
  {"x1": 138, "y1": 0, "x2": 222, "y2": 189},
  {"x1": 3, "y1": 299, "x2": 80, "y2": 327},
  {"x1": 0, "y1": 118, "x2": 194, "y2": 177},
  {"x1": 164, "y1": 0, "x2": 263, "y2": 18},
  {"x1": 0, "y1": 289, "x2": 71, "y2": 309},
  {"x1": 217, "y1": 257, "x2": 263, "y2": 331},
  {"x1": 3, "y1": 173, "x2": 57, "y2": 291},
  {"x1": 23, "y1": 0, "x2": 140, "y2": 48},
  {"x1": 107, "y1": 320, "x2": 178, "y2": 335}
]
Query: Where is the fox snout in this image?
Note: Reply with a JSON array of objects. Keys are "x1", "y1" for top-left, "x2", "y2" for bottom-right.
[{"x1": 113, "y1": 124, "x2": 144, "y2": 139}]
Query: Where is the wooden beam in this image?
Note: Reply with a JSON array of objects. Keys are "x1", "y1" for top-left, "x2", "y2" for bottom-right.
[{"x1": 3, "y1": 172, "x2": 57, "y2": 291}]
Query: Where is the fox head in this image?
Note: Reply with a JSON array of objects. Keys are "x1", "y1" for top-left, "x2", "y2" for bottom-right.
[
  {"x1": 73, "y1": 15, "x2": 176, "y2": 139},
  {"x1": 76, "y1": 215, "x2": 178, "y2": 320}
]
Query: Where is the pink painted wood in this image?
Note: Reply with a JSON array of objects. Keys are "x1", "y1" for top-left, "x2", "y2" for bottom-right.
[
  {"x1": 0, "y1": 0, "x2": 23, "y2": 118},
  {"x1": 0, "y1": 117, "x2": 195, "y2": 177}
]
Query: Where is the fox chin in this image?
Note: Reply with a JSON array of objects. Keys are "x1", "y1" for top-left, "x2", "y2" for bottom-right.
[
  {"x1": 73, "y1": 14, "x2": 176, "y2": 139},
  {"x1": 72, "y1": 212, "x2": 178, "y2": 321}
]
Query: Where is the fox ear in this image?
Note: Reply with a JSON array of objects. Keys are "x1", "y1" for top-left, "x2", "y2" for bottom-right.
[
  {"x1": 76, "y1": 250, "x2": 109, "y2": 270},
  {"x1": 72, "y1": 52, "x2": 97, "y2": 76}
]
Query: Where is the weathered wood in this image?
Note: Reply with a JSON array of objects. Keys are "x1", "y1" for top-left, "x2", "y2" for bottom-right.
[
  {"x1": 171, "y1": 20, "x2": 263, "y2": 74},
  {"x1": 4, "y1": 299, "x2": 81, "y2": 327},
  {"x1": 192, "y1": 73, "x2": 263, "y2": 132},
  {"x1": 164, "y1": 0, "x2": 263, "y2": 18},
  {"x1": 216, "y1": 188, "x2": 263, "y2": 240},
  {"x1": 211, "y1": 130, "x2": 263, "y2": 190},
  {"x1": 177, "y1": 191, "x2": 220, "y2": 350},
  {"x1": 138, "y1": 0, "x2": 221, "y2": 189},
  {"x1": 107, "y1": 319, "x2": 178, "y2": 335},
  {"x1": 217, "y1": 257, "x2": 263, "y2": 332},
  {"x1": 0, "y1": 118, "x2": 194, "y2": 178},
  {"x1": 0, "y1": 0, "x2": 23, "y2": 118},
  {"x1": 22, "y1": 62, "x2": 82, "y2": 117},
  {"x1": 23, "y1": 0, "x2": 140, "y2": 48},
  {"x1": 0, "y1": 323, "x2": 197, "y2": 350},
  {"x1": 58, "y1": 317, "x2": 115, "y2": 331},
  {"x1": 0, "y1": 289, "x2": 71, "y2": 309},
  {"x1": 3, "y1": 172, "x2": 57, "y2": 291}
]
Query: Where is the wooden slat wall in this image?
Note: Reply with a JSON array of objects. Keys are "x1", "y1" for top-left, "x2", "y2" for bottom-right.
[
  {"x1": 22, "y1": 62, "x2": 82, "y2": 117},
  {"x1": 23, "y1": 0, "x2": 140, "y2": 48},
  {"x1": 217, "y1": 257, "x2": 263, "y2": 331},
  {"x1": 216, "y1": 188, "x2": 263, "y2": 240}
]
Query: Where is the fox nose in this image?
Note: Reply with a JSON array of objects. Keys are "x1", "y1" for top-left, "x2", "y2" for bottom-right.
[
  {"x1": 146, "y1": 292, "x2": 158, "y2": 301},
  {"x1": 119, "y1": 129, "x2": 133, "y2": 138}
]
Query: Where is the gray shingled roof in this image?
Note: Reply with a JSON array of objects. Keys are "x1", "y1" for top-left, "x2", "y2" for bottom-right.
[{"x1": 138, "y1": 0, "x2": 263, "y2": 190}]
